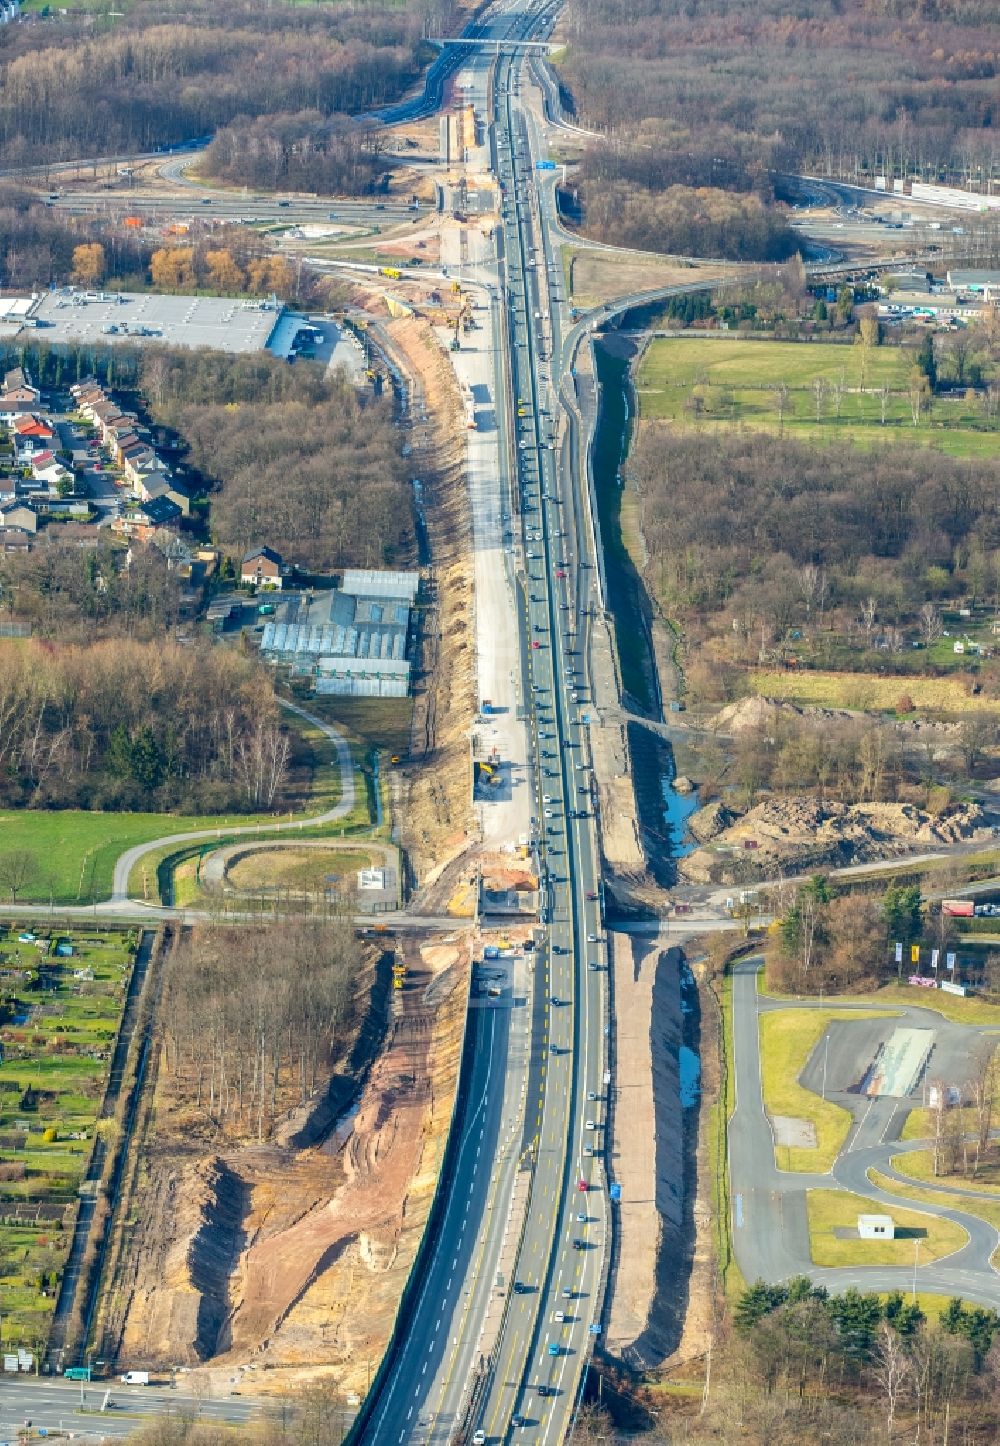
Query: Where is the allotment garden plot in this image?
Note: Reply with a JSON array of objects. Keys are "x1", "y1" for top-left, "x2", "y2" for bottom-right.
[{"x1": 0, "y1": 928, "x2": 136, "y2": 1347}]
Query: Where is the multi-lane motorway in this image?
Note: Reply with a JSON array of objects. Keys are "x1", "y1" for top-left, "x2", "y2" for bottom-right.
[{"x1": 357, "y1": 3, "x2": 609, "y2": 1443}]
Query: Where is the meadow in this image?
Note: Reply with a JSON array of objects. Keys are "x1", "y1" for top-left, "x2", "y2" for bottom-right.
[{"x1": 636, "y1": 338, "x2": 1000, "y2": 460}]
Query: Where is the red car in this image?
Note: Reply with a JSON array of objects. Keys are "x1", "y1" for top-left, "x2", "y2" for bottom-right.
[
  {"x1": 531, "y1": 641, "x2": 541, "y2": 649},
  {"x1": 578, "y1": 1179, "x2": 588, "y2": 1192}
]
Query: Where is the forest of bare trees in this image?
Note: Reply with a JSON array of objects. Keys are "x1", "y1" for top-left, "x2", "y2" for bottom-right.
[
  {"x1": 0, "y1": 638, "x2": 294, "y2": 811},
  {"x1": 557, "y1": 0, "x2": 1000, "y2": 185},
  {"x1": 555, "y1": 0, "x2": 1000, "y2": 256},
  {"x1": 142, "y1": 349, "x2": 411, "y2": 571},
  {"x1": 0, "y1": 536, "x2": 183, "y2": 638},
  {"x1": 630, "y1": 424, "x2": 1000, "y2": 678},
  {"x1": 203, "y1": 111, "x2": 385, "y2": 195},
  {"x1": 0, "y1": 0, "x2": 455, "y2": 167},
  {"x1": 578, "y1": 178, "x2": 796, "y2": 261},
  {"x1": 162, "y1": 920, "x2": 362, "y2": 1141}
]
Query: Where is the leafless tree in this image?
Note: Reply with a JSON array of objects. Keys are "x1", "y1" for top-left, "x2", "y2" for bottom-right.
[
  {"x1": 772, "y1": 382, "x2": 790, "y2": 431},
  {"x1": 970, "y1": 1045, "x2": 998, "y2": 1178},
  {"x1": 920, "y1": 601, "x2": 943, "y2": 645},
  {"x1": 872, "y1": 1321, "x2": 910, "y2": 1439},
  {"x1": 0, "y1": 849, "x2": 39, "y2": 902}
]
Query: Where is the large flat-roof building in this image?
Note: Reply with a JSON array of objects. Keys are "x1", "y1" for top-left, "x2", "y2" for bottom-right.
[
  {"x1": 27, "y1": 291, "x2": 284, "y2": 354},
  {"x1": 260, "y1": 569, "x2": 419, "y2": 698},
  {"x1": 946, "y1": 270, "x2": 1000, "y2": 298}
]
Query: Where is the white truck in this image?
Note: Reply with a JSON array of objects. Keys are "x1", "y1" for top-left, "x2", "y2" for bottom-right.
[{"x1": 121, "y1": 1370, "x2": 151, "y2": 1386}]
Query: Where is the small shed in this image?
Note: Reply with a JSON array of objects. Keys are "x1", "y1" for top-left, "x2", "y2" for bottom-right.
[{"x1": 858, "y1": 1214, "x2": 895, "y2": 1240}]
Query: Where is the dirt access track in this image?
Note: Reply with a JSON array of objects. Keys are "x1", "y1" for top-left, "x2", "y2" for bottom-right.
[{"x1": 115, "y1": 938, "x2": 470, "y2": 1398}]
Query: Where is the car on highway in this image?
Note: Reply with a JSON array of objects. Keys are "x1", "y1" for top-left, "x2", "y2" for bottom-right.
[
  {"x1": 473, "y1": 1432, "x2": 486, "y2": 1445},
  {"x1": 572, "y1": 1238, "x2": 585, "y2": 1251},
  {"x1": 548, "y1": 1342, "x2": 561, "y2": 1356},
  {"x1": 554, "y1": 1311, "x2": 565, "y2": 1322},
  {"x1": 587, "y1": 933, "x2": 599, "y2": 942},
  {"x1": 585, "y1": 1119, "x2": 596, "y2": 1129},
  {"x1": 576, "y1": 1212, "x2": 588, "y2": 1223}
]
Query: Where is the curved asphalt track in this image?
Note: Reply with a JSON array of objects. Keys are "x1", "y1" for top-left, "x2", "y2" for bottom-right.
[
  {"x1": 730, "y1": 960, "x2": 1000, "y2": 1308},
  {"x1": 109, "y1": 699, "x2": 356, "y2": 903}
]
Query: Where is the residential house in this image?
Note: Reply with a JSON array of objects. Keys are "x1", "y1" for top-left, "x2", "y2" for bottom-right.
[
  {"x1": 0, "y1": 367, "x2": 40, "y2": 415},
  {"x1": 28, "y1": 451, "x2": 73, "y2": 495},
  {"x1": 12, "y1": 416, "x2": 54, "y2": 459},
  {"x1": 0, "y1": 527, "x2": 32, "y2": 552},
  {"x1": 112, "y1": 495, "x2": 181, "y2": 543},
  {"x1": 241, "y1": 546, "x2": 284, "y2": 589},
  {"x1": 0, "y1": 498, "x2": 37, "y2": 533},
  {"x1": 136, "y1": 473, "x2": 171, "y2": 504},
  {"x1": 42, "y1": 521, "x2": 99, "y2": 548},
  {"x1": 151, "y1": 530, "x2": 194, "y2": 573},
  {"x1": 123, "y1": 448, "x2": 162, "y2": 488}
]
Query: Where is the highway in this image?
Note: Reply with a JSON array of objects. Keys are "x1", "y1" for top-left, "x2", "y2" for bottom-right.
[
  {"x1": 479, "y1": 22, "x2": 608, "y2": 1443},
  {"x1": 354, "y1": 2, "x2": 609, "y2": 1446},
  {"x1": 0, "y1": 1377, "x2": 262, "y2": 1439},
  {"x1": 353, "y1": 2, "x2": 608, "y2": 1443}
]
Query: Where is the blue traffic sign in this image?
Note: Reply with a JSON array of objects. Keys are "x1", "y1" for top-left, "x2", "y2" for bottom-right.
[
  {"x1": 535, "y1": 160, "x2": 556, "y2": 171},
  {"x1": 609, "y1": 1182, "x2": 622, "y2": 1202}
]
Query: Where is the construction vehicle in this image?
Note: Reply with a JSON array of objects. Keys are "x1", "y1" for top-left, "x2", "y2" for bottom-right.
[{"x1": 379, "y1": 266, "x2": 403, "y2": 280}]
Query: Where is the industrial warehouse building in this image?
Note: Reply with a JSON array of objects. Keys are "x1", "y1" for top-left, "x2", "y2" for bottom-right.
[{"x1": 260, "y1": 569, "x2": 419, "y2": 697}]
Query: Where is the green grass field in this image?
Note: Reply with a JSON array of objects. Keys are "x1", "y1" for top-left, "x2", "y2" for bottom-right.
[
  {"x1": 0, "y1": 929, "x2": 134, "y2": 1345},
  {"x1": 713, "y1": 971, "x2": 746, "y2": 1302},
  {"x1": 888, "y1": 1149, "x2": 1000, "y2": 1196},
  {"x1": 0, "y1": 706, "x2": 374, "y2": 906},
  {"x1": 807, "y1": 1187, "x2": 968, "y2": 1267},
  {"x1": 0, "y1": 809, "x2": 299, "y2": 906},
  {"x1": 759, "y1": 1007, "x2": 892, "y2": 1172},
  {"x1": 750, "y1": 667, "x2": 1000, "y2": 715},
  {"x1": 636, "y1": 338, "x2": 1000, "y2": 459},
  {"x1": 769, "y1": 982, "x2": 1000, "y2": 1032}
]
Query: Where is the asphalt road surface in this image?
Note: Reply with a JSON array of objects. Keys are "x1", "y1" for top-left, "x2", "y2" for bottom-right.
[
  {"x1": 0, "y1": 1378, "x2": 260, "y2": 1440},
  {"x1": 356, "y1": 2, "x2": 608, "y2": 1442},
  {"x1": 730, "y1": 960, "x2": 1000, "y2": 1309}
]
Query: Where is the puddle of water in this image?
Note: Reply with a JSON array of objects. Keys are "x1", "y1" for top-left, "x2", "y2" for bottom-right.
[
  {"x1": 679, "y1": 1045, "x2": 701, "y2": 1108},
  {"x1": 662, "y1": 773, "x2": 698, "y2": 858}
]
